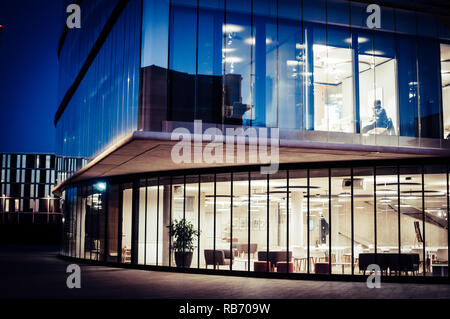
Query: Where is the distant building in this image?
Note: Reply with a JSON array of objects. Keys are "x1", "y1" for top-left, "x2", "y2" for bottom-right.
[{"x1": 0, "y1": 153, "x2": 85, "y2": 225}]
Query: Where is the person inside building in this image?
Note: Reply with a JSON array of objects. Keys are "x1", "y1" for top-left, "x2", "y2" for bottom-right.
[{"x1": 361, "y1": 99, "x2": 395, "y2": 135}]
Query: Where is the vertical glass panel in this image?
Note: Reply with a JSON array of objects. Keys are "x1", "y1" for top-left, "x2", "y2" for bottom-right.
[
  {"x1": 314, "y1": 26, "x2": 354, "y2": 133},
  {"x1": 121, "y1": 184, "x2": 133, "y2": 264},
  {"x1": 376, "y1": 167, "x2": 399, "y2": 275},
  {"x1": 80, "y1": 186, "x2": 88, "y2": 259},
  {"x1": 141, "y1": 0, "x2": 170, "y2": 68},
  {"x1": 197, "y1": 0, "x2": 224, "y2": 124},
  {"x1": 441, "y1": 44, "x2": 450, "y2": 138},
  {"x1": 359, "y1": 32, "x2": 397, "y2": 136},
  {"x1": 168, "y1": 0, "x2": 198, "y2": 122},
  {"x1": 418, "y1": 38, "x2": 441, "y2": 138},
  {"x1": 107, "y1": 184, "x2": 119, "y2": 263},
  {"x1": 397, "y1": 35, "x2": 418, "y2": 137},
  {"x1": 289, "y1": 170, "x2": 308, "y2": 274},
  {"x1": 138, "y1": 179, "x2": 147, "y2": 265},
  {"x1": 250, "y1": 172, "x2": 268, "y2": 271},
  {"x1": 160, "y1": 177, "x2": 171, "y2": 267},
  {"x1": 278, "y1": 0, "x2": 304, "y2": 130},
  {"x1": 224, "y1": 0, "x2": 252, "y2": 126},
  {"x1": 416, "y1": 13, "x2": 437, "y2": 38},
  {"x1": 395, "y1": 9, "x2": 416, "y2": 36},
  {"x1": 186, "y1": 175, "x2": 200, "y2": 268},
  {"x1": 399, "y1": 166, "x2": 424, "y2": 276},
  {"x1": 309, "y1": 169, "x2": 330, "y2": 274},
  {"x1": 232, "y1": 172, "x2": 249, "y2": 270},
  {"x1": 424, "y1": 165, "x2": 448, "y2": 277},
  {"x1": 269, "y1": 170, "x2": 290, "y2": 272},
  {"x1": 252, "y1": 0, "x2": 277, "y2": 128},
  {"x1": 354, "y1": 167, "x2": 375, "y2": 275},
  {"x1": 200, "y1": 174, "x2": 215, "y2": 268},
  {"x1": 303, "y1": 0, "x2": 325, "y2": 23},
  {"x1": 331, "y1": 168, "x2": 352, "y2": 275},
  {"x1": 95, "y1": 185, "x2": 106, "y2": 261},
  {"x1": 171, "y1": 176, "x2": 185, "y2": 267},
  {"x1": 327, "y1": 0, "x2": 349, "y2": 25},
  {"x1": 144, "y1": 178, "x2": 159, "y2": 265},
  {"x1": 216, "y1": 173, "x2": 232, "y2": 270}
]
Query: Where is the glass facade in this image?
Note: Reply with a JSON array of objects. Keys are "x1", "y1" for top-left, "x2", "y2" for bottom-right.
[
  {"x1": 56, "y1": 0, "x2": 141, "y2": 158},
  {"x1": 139, "y1": 0, "x2": 450, "y2": 143},
  {"x1": 61, "y1": 158, "x2": 450, "y2": 278}
]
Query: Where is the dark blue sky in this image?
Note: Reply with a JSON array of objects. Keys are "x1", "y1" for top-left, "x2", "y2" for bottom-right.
[{"x1": 0, "y1": 0, "x2": 63, "y2": 153}]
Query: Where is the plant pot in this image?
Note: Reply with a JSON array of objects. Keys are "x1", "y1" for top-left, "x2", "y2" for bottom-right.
[{"x1": 174, "y1": 251, "x2": 193, "y2": 268}]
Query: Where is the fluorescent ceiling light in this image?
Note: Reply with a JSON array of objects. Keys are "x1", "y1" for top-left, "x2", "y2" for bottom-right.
[
  {"x1": 223, "y1": 24, "x2": 244, "y2": 33},
  {"x1": 224, "y1": 56, "x2": 243, "y2": 63}
]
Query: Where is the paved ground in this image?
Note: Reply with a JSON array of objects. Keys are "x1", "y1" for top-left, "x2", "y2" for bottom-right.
[{"x1": 1, "y1": 244, "x2": 450, "y2": 299}]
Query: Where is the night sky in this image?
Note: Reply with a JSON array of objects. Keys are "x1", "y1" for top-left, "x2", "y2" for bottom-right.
[{"x1": 0, "y1": 0, "x2": 63, "y2": 153}]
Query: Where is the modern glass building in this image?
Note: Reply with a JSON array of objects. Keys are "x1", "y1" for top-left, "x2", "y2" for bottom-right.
[{"x1": 55, "y1": 0, "x2": 450, "y2": 281}]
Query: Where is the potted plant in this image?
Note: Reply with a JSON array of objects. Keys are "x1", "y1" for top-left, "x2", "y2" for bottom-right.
[{"x1": 168, "y1": 218, "x2": 199, "y2": 268}]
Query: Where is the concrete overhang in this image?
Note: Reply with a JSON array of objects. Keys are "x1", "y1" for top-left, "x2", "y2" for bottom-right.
[{"x1": 52, "y1": 130, "x2": 450, "y2": 195}]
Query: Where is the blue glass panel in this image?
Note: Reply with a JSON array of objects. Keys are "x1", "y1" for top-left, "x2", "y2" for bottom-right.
[
  {"x1": 141, "y1": 0, "x2": 170, "y2": 68},
  {"x1": 224, "y1": 0, "x2": 252, "y2": 126},
  {"x1": 197, "y1": 0, "x2": 224, "y2": 124},
  {"x1": 303, "y1": 0, "x2": 325, "y2": 24},
  {"x1": 168, "y1": 0, "x2": 197, "y2": 122},
  {"x1": 253, "y1": 0, "x2": 277, "y2": 127},
  {"x1": 56, "y1": 0, "x2": 141, "y2": 158},
  {"x1": 278, "y1": 0, "x2": 304, "y2": 130},
  {"x1": 397, "y1": 35, "x2": 418, "y2": 137},
  {"x1": 416, "y1": 13, "x2": 437, "y2": 38},
  {"x1": 350, "y1": 2, "x2": 365, "y2": 28},
  {"x1": 327, "y1": 0, "x2": 349, "y2": 26},
  {"x1": 418, "y1": 38, "x2": 442, "y2": 138},
  {"x1": 395, "y1": 9, "x2": 416, "y2": 36}
]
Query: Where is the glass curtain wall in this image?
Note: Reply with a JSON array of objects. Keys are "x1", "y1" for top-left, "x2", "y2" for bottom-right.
[
  {"x1": 62, "y1": 161, "x2": 450, "y2": 278},
  {"x1": 138, "y1": 0, "x2": 450, "y2": 140}
]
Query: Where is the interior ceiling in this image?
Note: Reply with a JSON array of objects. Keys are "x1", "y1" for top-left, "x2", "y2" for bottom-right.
[{"x1": 53, "y1": 130, "x2": 450, "y2": 194}]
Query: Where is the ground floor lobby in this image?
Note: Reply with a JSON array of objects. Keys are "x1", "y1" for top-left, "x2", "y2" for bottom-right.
[{"x1": 60, "y1": 157, "x2": 450, "y2": 280}]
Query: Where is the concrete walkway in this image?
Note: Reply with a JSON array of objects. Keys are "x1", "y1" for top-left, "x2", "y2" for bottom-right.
[{"x1": 1, "y1": 245, "x2": 450, "y2": 299}]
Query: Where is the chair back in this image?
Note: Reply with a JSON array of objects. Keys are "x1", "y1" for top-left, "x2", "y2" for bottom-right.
[{"x1": 204, "y1": 249, "x2": 225, "y2": 265}]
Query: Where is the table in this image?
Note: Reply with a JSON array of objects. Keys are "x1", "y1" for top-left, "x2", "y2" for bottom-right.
[{"x1": 432, "y1": 263, "x2": 448, "y2": 277}]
